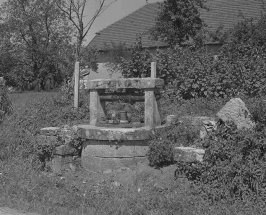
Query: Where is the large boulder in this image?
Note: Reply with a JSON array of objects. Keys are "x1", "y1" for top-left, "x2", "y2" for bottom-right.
[{"x1": 216, "y1": 98, "x2": 255, "y2": 130}]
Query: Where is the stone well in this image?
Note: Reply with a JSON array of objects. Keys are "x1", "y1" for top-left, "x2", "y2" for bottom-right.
[{"x1": 77, "y1": 78, "x2": 165, "y2": 172}]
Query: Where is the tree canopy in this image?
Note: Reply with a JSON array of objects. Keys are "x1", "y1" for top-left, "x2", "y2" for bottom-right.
[
  {"x1": 150, "y1": 0, "x2": 207, "y2": 46},
  {"x1": 0, "y1": 0, "x2": 101, "y2": 90}
]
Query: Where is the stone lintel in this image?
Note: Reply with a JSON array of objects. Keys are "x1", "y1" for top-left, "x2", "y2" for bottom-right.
[
  {"x1": 77, "y1": 124, "x2": 167, "y2": 141},
  {"x1": 86, "y1": 78, "x2": 164, "y2": 90}
]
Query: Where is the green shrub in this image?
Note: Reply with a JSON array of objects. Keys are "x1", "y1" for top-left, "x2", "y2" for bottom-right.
[
  {"x1": 176, "y1": 123, "x2": 266, "y2": 205},
  {"x1": 148, "y1": 137, "x2": 174, "y2": 168},
  {"x1": 147, "y1": 123, "x2": 201, "y2": 168}
]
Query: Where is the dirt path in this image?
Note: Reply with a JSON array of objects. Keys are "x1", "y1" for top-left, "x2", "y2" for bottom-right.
[{"x1": 0, "y1": 208, "x2": 39, "y2": 215}]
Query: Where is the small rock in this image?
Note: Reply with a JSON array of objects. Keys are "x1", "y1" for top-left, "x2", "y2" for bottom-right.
[{"x1": 217, "y1": 98, "x2": 255, "y2": 130}]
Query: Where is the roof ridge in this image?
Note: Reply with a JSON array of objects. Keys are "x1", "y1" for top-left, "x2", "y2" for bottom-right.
[
  {"x1": 88, "y1": 0, "x2": 263, "y2": 50},
  {"x1": 95, "y1": 2, "x2": 160, "y2": 35}
]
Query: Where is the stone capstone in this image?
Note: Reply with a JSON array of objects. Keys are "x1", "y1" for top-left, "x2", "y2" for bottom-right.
[
  {"x1": 216, "y1": 98, "x2": 255, "y2": 130},
  {"x1": 87, "y1": 78, "x2": 164, "y2": 90},
  {"x1": 77, "y1": 124, "x2": 166, "y2": 141}
]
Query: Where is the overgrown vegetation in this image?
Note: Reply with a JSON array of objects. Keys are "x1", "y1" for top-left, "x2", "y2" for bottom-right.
[{"x1": 3, "y1": 0, "x2": 266, "y2": 214}]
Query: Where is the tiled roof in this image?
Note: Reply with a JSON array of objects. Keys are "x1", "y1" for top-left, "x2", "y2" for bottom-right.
[{"x1": 88, "y1": 0, "x2": 263, "y2": 50}]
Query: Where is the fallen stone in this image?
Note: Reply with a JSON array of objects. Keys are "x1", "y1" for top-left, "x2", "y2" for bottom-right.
[
  {"x1": 217, "y1": 98, "x2": 255, "y2": 130},
  {"x1": 174, "y1": 147, "x2": 205, "y2": 162}
]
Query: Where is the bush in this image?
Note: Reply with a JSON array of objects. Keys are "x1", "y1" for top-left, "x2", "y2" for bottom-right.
[
  {"x1": 148, "y1": 134, "x2": 174, "y2": 168},
  {"x1": 154, "y1": 15, "x2": 266, "y2": 100},
  {"x1": 176, "y1": 122, "x2": 266, "y2": 205}
]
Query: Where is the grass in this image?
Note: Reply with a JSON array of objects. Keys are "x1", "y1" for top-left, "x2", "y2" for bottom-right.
[{"x1": 0, "y1": 91, "x2": 265, "y2": 214}]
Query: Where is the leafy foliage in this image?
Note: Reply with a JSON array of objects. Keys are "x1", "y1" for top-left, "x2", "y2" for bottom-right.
[
  {"x1": 150, "y1": 0, "x2": 207, "y2": 46},
  {"x1": 0, "y1": 0, "x2": 74, "y2": 90},
  {"x1": 103, "y1": 41, "x2": 130, "y2": 76},
  {"x1": 175, "y1": 122, "x2": 266, "y2": 204},
  {"x1": 119, "y1": 38, "x2": 152, "y2": 78},
  {"x1": 147, "y1": 126, "x2": 175, "y2": 168},
  {"x1": 0, "y1": 0, "x2": 99, "y2": 90}
]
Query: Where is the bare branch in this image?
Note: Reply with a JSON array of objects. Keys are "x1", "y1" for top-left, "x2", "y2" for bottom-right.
[
  {"x1": 83, "y1": 0, "x2": 117, "y2": 37},
  {"x1": 56, "y1": 0, "x2": 117, "y2": 60}
]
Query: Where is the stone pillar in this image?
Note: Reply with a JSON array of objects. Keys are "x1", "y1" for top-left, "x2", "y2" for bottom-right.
[
  {"x1": 145, "y1": 89, "x2": 161, "y2": 127},
  {"x1": 90, "y1": 90, "x2": 106, "y2": 125},
  {"x1": 90, "y1": 90, "x2": 100, "y2": 125}
]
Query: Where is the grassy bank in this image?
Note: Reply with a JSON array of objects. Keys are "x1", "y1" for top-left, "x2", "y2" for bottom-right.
[{"x1": 0, "y1": 91, "x2": 265, "y2": 214}]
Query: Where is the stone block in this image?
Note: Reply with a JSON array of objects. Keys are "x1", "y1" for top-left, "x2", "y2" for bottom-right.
[
  {"x1": 174, "y1": 147, "x2": 205, "y2": 162},
  {"x1": 217, "y1": 98, "x2": 255, "y2": 130},
  {"x1": 77, "y1": 124, "x2": 160, "y2": 141},
  {"x1": 82, "y1": 139, "x2": 149, "y2": 172},
  {"x1": 82, "y1": 155, "x2": 145, "y2": 172}
]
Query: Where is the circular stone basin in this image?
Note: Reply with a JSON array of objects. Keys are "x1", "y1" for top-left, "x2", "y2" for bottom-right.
[{"x1": 77, "y1": 124, "x2": 166, "y2": 172}]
